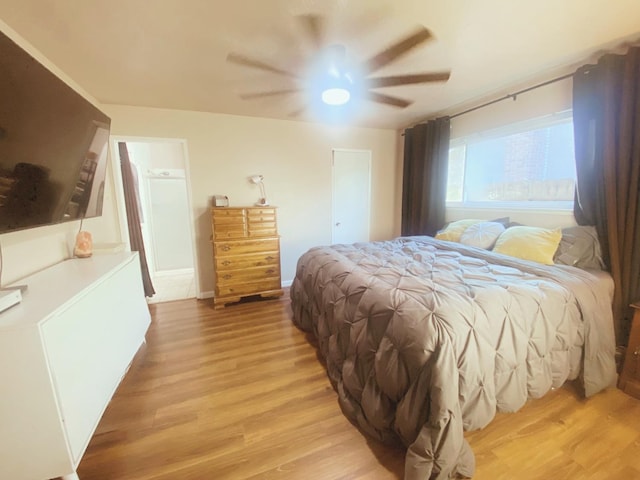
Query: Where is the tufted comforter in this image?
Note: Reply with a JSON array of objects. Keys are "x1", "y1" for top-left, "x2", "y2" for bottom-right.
[{"x1": 290, "y1": 236, "x2": 617, "y2": 479}]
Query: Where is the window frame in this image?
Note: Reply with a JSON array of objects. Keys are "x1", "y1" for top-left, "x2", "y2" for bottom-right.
[{"x1": 446, "y1": 110, "x2": 576, "y2": 212}]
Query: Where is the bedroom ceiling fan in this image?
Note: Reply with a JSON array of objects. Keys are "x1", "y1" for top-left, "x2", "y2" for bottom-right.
[{"x1": 226, "y1": 15, "x2": 451, "y2": 115}]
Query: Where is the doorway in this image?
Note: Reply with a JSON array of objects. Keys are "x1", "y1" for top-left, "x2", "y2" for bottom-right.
[
  {"x1": 331, "y1": 149, "x2": 371, "y2": 244},
  {"x1": 114, "y1": 139, "x2": 198, "y2": 303}
]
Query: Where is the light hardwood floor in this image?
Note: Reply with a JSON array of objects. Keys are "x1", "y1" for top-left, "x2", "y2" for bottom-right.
[{"x1": 77, "y1": 293, "x2": 640, "y2": 479}]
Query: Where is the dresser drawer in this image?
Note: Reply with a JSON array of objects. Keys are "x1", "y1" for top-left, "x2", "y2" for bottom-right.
[
  {"x1": 248, "y1": 213, "x2": 276, "y2": 224},
  {"x1": 212, "y1": 214, "x2": 247, "y2": 226},
  {"x1": 213, "y1": 226, "x2": 247, "y2": 240},
  {"x1": 216, "y1": 265, "x2": 280, "y2": 285},
  {"x1": 216, "y1": 278, "x2": 282, "y2": 297},
  {"x1": 215, "y1": 252, "x2": 279, "y2": 271},
  {"x1": 247, "y1": 208, "x2": 276, "y2": 217},
  {"x1": 248, "y1": 222, "x2": 278, "y2": 237},
  {"x1": 214, "y1": 238, "x2": 279, "y2": 257},
  {"x1": 212, "y1": 208, "x2": 246, "y2": 218},
  {"x1": 212, "y1": 208, "x2": 247, "y2": 239}
]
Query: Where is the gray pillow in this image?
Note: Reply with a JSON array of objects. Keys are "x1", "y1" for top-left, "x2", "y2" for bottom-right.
[
  {"x1": 490, "y1": 216, "x2": 511, "y2": 228},
  {"x1": 554, "y1": 225, "x2": 605, "y2": 270}
]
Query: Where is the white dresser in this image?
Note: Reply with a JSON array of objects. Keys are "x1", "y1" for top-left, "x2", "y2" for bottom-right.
[{"x1": 0, "y1": 252, "x2": 151, "y2": 480}]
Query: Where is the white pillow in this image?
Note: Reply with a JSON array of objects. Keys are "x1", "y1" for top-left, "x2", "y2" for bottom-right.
[{"x1": 459, "y1": 221, "x2": 505, "y2": 249}]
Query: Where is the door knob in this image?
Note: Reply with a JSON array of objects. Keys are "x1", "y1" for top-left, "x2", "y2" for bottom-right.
[{"x1": 335, "y1": 222, "x2": 341, "y2": 227}]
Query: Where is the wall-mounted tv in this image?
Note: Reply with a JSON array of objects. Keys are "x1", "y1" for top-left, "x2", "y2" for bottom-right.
[{"x1": 0, "y1": 30, "x2": 111, "y2": 234}]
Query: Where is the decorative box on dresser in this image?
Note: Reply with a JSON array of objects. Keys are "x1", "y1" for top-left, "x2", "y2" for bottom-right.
[
  {"x1": 619, "y1": 302, "x2": 640, "y2": 398},
  {"x1": 211, "y1": 206, "x2": 284, "y2": 309}
]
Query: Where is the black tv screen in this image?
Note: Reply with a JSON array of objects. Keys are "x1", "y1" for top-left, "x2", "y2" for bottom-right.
[{"x1": 0, "y1": 30, "x2": 111, "y2": 234}]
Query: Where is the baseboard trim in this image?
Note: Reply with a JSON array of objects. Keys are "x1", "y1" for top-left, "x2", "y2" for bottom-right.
[{"x1": 199, "y1": 290, "x2": 215, "y2": 299}]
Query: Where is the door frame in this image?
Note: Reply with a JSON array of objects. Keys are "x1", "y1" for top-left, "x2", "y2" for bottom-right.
[
  {"x1": 331, "y1": 148, "x2": 372, "y2": 244},
  {"x1": 110, "y1": 136, "x2": 200, "y2": 299}
]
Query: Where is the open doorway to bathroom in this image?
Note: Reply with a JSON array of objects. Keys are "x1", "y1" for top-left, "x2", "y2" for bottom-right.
[{"x1": 113, "y1": 138, "x2": 198, "y2": 304}]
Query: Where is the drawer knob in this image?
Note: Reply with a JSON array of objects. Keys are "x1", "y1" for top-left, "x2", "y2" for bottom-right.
[
  {"x1": 634, "y1": 347, "x2": 640, "y2": 356},
  {"x1": 222, "y1": 260, "x2": 231, "y2": 266},
  {"x1": 266, "y1": 269, "x2": 275, "y2": 274},
  {"x1": 222, "y1": 274, "x2": 232, "y2": 280},
  {"x1": 266, "y1": 256, "x2": 274, "y2": 260},
  {"x1": 221, "y1": 245, "x2": 231, "y2": 252}
]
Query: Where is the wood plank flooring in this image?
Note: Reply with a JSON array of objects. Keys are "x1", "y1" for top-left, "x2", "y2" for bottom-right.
[{"x1": 77, "y1": 293, "x2": 640, "y2": 480}]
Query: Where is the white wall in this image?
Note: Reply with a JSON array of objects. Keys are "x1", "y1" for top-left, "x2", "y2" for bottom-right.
[{"x1": 103, "y1": 105, "x2": 400, "y2": 294}]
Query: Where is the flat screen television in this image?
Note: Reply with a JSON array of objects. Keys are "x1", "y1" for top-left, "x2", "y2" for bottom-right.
[{"x1": 0, "y1": 30, "x2": 111, "y2": 234}]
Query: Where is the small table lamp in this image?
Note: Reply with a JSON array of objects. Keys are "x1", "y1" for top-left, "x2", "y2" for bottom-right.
[{"x1": 249, "y1": 175, "x2": 269, "y2": 206}]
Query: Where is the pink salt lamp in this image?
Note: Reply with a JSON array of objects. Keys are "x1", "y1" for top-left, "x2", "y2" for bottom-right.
[{"x1": 74, "y1": 231, "x2": 93, "y2": 258}]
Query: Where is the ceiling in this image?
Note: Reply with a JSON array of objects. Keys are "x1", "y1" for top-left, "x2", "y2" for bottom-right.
[{"x1": 1, "y1": 0, "x2": 639, "y2": 129}]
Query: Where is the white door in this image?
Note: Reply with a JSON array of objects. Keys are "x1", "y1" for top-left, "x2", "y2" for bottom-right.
[
  {"x1": 332, "y1": 149, "x2": 371, "y2": 244},
  {"x1": 146, "y1": 169, "x2": 194, "y2": 272}
]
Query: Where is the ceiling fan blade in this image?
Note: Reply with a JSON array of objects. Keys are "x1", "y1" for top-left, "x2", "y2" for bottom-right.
[
  {"x1": 368, "y1": 71, "x2": 450, "y2": 88},
  {"x1": 227, "y1": 52, "x2": 298, "y2": 78},
  {"x1": 297, "y1": 14, "x2": 324, "y2": 49},
  {"x1": 362, "y1": 26, "x2": 433, "y2": 74},
  {"x1": 365, "y1": 91, "x2": 412, "y2": 108},
  {"x1": 239, "y1": 89, "x2": 301, "y2": 100}
]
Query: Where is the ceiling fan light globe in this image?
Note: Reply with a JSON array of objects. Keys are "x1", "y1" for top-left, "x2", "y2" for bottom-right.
[{"x1": 322, "y1": 88, "x2": 351, "y2": 106}]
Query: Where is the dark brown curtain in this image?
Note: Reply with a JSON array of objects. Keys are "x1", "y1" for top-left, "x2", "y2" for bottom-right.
[
  {"x1": 118, "y1": 142, "x2": 155, "y2": 298},
  {"x1": 573, "y1": 47, "x2": 640, "y2": 345},
  {"x1": 401, "y1": 116, "x2": 451, "y2": 236}
]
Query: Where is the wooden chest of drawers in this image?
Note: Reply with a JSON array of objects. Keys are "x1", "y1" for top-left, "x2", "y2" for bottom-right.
[{"x1": 211, "y1": 206, "x2": 283, "y2": 308}]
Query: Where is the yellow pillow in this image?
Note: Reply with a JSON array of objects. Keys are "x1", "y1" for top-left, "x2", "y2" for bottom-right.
[
  {"x1": 493, "y1": 226, "x2": 562, "y2": 265},
  {"x1": 435, "y1": 219, "x2": 483, "y2": 242}
]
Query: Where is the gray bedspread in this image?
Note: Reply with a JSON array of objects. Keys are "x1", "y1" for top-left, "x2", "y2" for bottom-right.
[{"x1": 290, "y1": 236, "x2": 617, "y2": 479}]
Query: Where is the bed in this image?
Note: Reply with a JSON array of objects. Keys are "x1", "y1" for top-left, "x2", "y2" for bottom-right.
[{"x1": 290, "y1": 235, "x2": 617, "y2": 479}]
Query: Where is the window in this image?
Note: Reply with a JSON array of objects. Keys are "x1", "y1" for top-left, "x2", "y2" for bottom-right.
[{"x1": 447, "y1": 112, "x2": 576, "y2": 210}]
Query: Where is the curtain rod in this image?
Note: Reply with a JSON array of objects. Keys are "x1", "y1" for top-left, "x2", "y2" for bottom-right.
[
  {"x1": 449, "y1": 71, "x2": 574, "y2": 120},
  {"x1": 402, "y1": 71, "x2": 575, "y2": 134}
]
